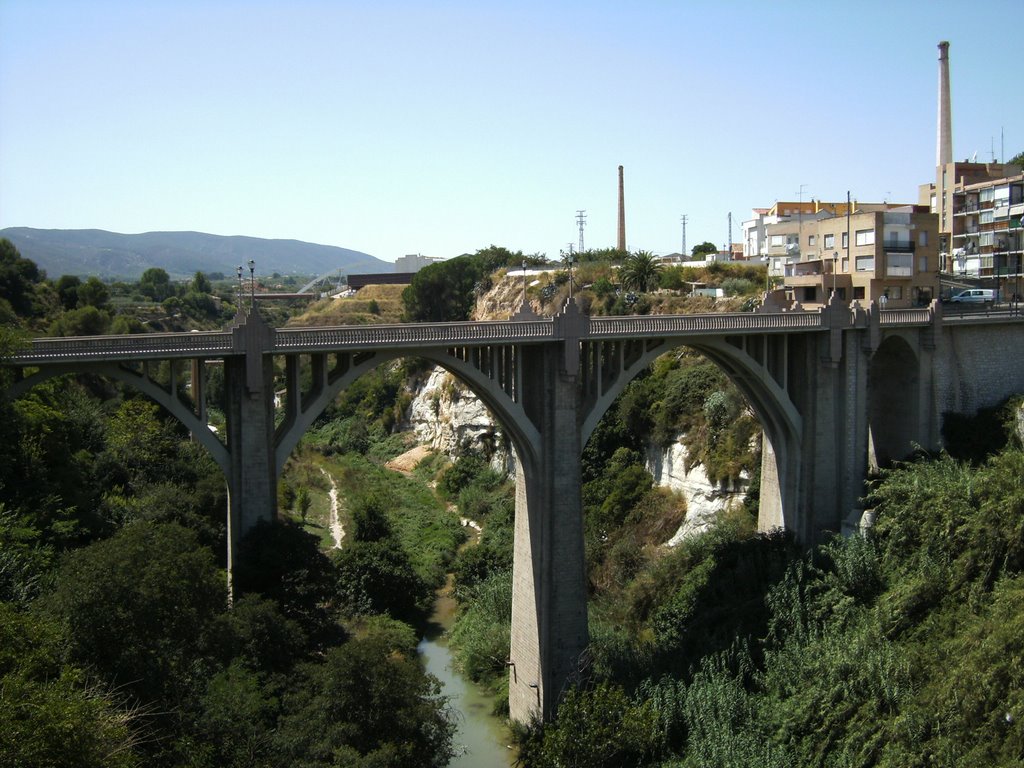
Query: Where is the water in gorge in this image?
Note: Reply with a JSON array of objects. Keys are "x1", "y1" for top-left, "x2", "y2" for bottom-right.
[{"x1": 418, "y1": 575, "x2": 516, "y2": 767}]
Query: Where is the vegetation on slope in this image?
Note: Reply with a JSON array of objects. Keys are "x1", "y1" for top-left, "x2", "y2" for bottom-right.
[
  {"x1": 0, "y1": 241, "x2": 458, "y2": 767},
  {"x1": 518, "y1": 400, "x2": 1024, "y2": 767}
]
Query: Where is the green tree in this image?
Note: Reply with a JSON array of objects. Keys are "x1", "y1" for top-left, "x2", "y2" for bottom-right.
[
  {"x1": 47, "y1": 305, "x2": 111, "y2": 336},
  {"x1": 0, "y1": 238, "x2": 43, "y2": 316},
  {"x1": 77, "y1": 276, "x2": 111, "y2": 309},
  {"x1": 56, "y1": 274, "x2": 83, "y2": 309},
  {"x1": 691, "y1": 241, "x2": 718, "y2": 258},
  {"x1": 402, "y1": 255, "x2": 483, "y2": 322},
  {"x1": 295, "y1": 486, "x2": 311, "y2": 524},
  {"x1": 233, "y1": 521, "x2": 341, "y2": 647},
  {"x1": 0, "y1": 602, "x2": 141, "y2": 768},
  {"x1": 618, "y1": 250, "x2": 663, "y2": 292},
  {"x1": 139, "y1": 267, "x2": 173, "y2": 302},
  {"x1": 273, "y1": 631, "x2": 455, "y2": 767},
  {"x1": 192, "y1": 270, "x2": 212, "y2": 294},
  {"x1": 44, "y1": 521, "x2": 227, "y2": 712}
]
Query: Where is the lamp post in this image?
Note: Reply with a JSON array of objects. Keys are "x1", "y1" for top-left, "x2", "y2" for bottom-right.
[
  {"x1": 247, "y1": 259, "x2": 255, "y2": 308},
  {"x1": 236, "y1": 265, "x2": 243, "y2": 309},
  {"x1": 522, "y1": 259, "x2": 527, "y2": 305}
]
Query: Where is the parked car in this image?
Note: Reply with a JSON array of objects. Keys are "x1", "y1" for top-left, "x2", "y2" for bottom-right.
[{"x1": 948, "y1": 288, "x2": 995, "y2": 305}]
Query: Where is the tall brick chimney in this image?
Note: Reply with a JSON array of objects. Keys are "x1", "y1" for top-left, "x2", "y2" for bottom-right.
[
  {"x1": 937, "y1": 41, "x2": 952, "y2": 168},
  {"x1": 617, "y1": 165, "x2": 626, "y2": 252}
]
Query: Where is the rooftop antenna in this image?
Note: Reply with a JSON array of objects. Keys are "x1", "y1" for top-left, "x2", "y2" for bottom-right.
[{"x1": 576, "y1": 210, "x2": 587, "y2": 254}]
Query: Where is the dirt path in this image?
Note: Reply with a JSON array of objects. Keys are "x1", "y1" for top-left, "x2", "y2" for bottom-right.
[{"x1": 319, "y1": 467, "x2": 344, "y2": 549}]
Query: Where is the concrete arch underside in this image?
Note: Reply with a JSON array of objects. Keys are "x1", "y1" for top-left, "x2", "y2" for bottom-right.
[
  {"x1": 577, "y1": 335, "x2": 804, "y2": 536},
  {"x1": 271, "y1": 347, "x2": 542, "y2": 474}
]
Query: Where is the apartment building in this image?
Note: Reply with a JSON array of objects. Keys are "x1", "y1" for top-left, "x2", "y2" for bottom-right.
[
  {"x1": 771, "y1": 207, "x2": 939, "y2": 309},
  {"x1": 918, "y1": 161, "x2": 1022, "y2": 273},
  {"x1": 742, "y1": 200, "x2": 854, "y2": 260},
  {"x1": 942, "y1": 173, "x2": 1024, "y2": 300}
]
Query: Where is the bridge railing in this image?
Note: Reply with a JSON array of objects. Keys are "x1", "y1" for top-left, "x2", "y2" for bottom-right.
[
  {"x1": 588, "y1": 311, "x2": 823, "y2": 338},
  {"x1": 274, "y1": 319, "x2": 556, "y2": 351},
  {"x1": 11, "y1": 331, "x2": 235, "y2": 363},
  {"x1": 878, "y1": 308, "x2": 932, "y2": 326}
]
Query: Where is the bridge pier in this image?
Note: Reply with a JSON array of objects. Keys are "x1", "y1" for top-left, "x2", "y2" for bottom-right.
[
  {"x1": 224, "y1": 313, "x2": 278, "y2": 576},
  {"x1": 508, "y1": 319, "x2": 589, "y2": 724}
]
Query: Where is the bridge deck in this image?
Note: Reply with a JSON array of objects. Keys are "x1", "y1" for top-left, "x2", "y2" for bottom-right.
[{"x1": 4, "y1": 306, "x2": 1015, "y2": 366}]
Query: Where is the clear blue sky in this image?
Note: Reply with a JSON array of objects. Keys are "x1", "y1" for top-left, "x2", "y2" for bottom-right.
[{"x1": 2, "y1": 0, "x2": 1021, "y2": 264}]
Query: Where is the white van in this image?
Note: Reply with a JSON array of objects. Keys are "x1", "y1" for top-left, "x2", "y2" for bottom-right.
[{"x1": 949, "y1": 288, "x2": 995, "y2": 305}]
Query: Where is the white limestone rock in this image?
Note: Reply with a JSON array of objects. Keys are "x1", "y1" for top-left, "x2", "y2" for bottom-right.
[
  {"x1": 405, "y1": 366, "x2": 513, "y2": 471},
  {"x1": 645, "y1": 439, "x2": 747, "y2": 545}
]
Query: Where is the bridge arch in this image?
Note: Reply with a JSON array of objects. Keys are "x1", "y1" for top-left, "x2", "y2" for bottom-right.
[
  {"x1": 8, "y1": 362, "x2": 229, "y2": 473},
  {"x1": 271, "y1": 348, "x2": 542, "y2": 475},
  {"x1": 578, "y1": 335, "x2": 803, "y2": 533},
  {"x1": 868, "y1": 333, "x2": 920, "y2": 468}
]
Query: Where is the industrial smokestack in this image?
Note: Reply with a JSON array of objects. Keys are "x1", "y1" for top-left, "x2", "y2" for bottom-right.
[
  {"x1": 937, "y1": 41, "x2": 953, "y2": 167},
  {"x1": 617, "y1": 165, "x2": 626, "y2": 252}
]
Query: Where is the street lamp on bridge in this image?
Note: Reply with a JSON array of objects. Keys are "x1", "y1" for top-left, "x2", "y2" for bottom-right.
[{"x1": 248, "y1": 260, "x2": 256, "y2": 308}]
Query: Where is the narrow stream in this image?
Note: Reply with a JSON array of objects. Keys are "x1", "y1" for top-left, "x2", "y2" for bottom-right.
[{"x1": 418, "y1": 574, "x2": 516, "y2": 767}]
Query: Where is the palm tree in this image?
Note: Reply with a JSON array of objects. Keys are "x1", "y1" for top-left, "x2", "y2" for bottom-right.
[{"x1": 618, "y1": 250, "x2": 663, "y2": 292}]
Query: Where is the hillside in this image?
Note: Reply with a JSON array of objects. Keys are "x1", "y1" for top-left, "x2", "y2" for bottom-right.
[{"x1": 0, "y1": 227, "x2": 389, "y2": 280}]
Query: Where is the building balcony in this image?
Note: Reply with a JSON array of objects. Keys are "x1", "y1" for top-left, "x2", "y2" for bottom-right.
[
  {"x1": 954, "y1": 203, "x2": 980, "y2": 215},
  {"x1": 882, "y1": 241, "x2": 916, "y2": 253}
]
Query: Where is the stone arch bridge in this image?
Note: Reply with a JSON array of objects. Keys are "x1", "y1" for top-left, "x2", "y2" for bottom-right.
[{"x1": 4, "y1": 298, "x2": 1023, "y2": 723}]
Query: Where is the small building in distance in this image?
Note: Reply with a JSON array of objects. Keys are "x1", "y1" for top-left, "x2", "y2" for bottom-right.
[{"x1": 394, "y1": 253, "x2": 444, "y2": 273}]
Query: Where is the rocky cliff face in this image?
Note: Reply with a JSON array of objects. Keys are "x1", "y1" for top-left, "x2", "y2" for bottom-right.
[
  {"x1": 644, "y1": 441, "x2": 748, "y2": 544},
  {"x1": 405, "y1": 366, "x2": 514, "y2": 472}
]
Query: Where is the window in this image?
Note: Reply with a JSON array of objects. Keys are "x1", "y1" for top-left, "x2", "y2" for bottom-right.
[
  {"x1": 841, "y1": 257, "x2": 849, "y2": 273},
  {"x1": 980, "y1": 188, "x2": 995, "y2": 203},
  {"x1": 842, "y1": 232, "x2": 849, "y2": 248},
  {"x1": 887, "y1": 253, "x2": 913, "y2": 277},
  {"x1": 855, "y1": 229, "x2": 875, "y2": 246},
  {"x1": 884, "y1": 286, "x2": 903, "y2": 300},
  {"x1": 770, "y1": 235, "x2": 785, "y2": 247},
  {"x1": 918, "y1": 256, "x2": 929, "y2": 273},
  {"x1": 980, "y1": 232, "x2": 995, "y2": 247},
  {"x1": 853, "y1": 286, "x2": 866, "y2": 300},
  {"x1": 808, "y1": 235, "x2": 816, "y2": 247},
  {"x1": 801, "y1": 287, "x2": 816, "y2": 302},
  {"x1": 856, "y1": 255, "x2": 875, "y2": 272},
  {"x1": 980, "y1": 210, "x2": 994, "y2": 224},
  {"x1": 918, "y1": 230, "x2": 928, "y2": 246},
  {"x1": 823, "y1": 233, "x2": 835, "y2": 249}
]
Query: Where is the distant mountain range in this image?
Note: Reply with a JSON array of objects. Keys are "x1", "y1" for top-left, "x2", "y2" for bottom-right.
[{"x1": 0, "y1": 228, "x2": 390, "y2": 280}]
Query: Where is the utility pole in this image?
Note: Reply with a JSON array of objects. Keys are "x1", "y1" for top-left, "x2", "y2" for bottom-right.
[
  {"x1": 680, "y1": 214, "x2": 688, "y2": 259},
  {"x1": 576, "y1": 210, "x2": 587, "y2": 254}
]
